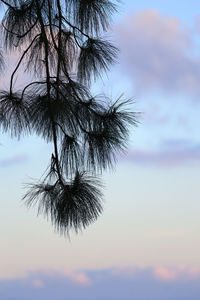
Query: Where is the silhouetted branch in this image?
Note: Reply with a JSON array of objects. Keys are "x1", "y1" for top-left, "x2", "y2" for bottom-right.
[
  {"x1": 10, "y1": 34, "x2": 40, "y2": 93},
  {"x1": 0, "y1": 0, "x2": 137, "y2": 235}
]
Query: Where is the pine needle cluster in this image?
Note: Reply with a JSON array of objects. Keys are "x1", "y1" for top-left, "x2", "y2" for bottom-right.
[{"x1": 0, "y1": 0, "x2": 137, "y2": 235}]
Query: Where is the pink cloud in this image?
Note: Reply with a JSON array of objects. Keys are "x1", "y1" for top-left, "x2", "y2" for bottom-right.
[
  {"x1": 187, "y1": 267, "x2": 200, "y2": 279},
  {"x1": 111, "y1": 266, "x2": 200, "y2": 281},
  {"x1": 154, "y1": 267, "x2": 177, "y2": 281},
  {"x1": 36, "y1": 269, "x2": 92, "y2": 286},
  {"x1": 116, "y1": 10, "x2": 200, "y2": 97},
  {"x1": 64, "y1": 271, "x2": 92, "y2": 286},
  {"x1": 32, "y1": 279, "x2": 44, "y2": 288},
  {"x1": 154, "y1": 266, "x2": 200, "y2": 281}
]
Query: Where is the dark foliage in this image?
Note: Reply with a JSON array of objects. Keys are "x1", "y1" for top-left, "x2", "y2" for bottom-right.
[
  {"x1": 0, "y1": 0, "x2": 137, "y2": 235},
  {"x1": 78, "y1": 38, "x2": 118, "y2": 84},
  {"x1": 24, "y1": 172, "x2": 103, "y2": 234},
  {"x1": 66, "y1": 0, "x2": 117, "y2": 34},
  {"x1": 0, "y1": 91, "x2": 30, "y2": 138}
]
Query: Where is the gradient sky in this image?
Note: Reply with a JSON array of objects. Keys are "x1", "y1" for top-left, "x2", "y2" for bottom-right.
[{"x1": 1, "y1": 0, "x2": 200, "y2": 299}]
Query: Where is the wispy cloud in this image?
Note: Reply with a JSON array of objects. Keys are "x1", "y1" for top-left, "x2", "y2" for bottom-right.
[
  {"x1": 0, "y1": 267, "x2": 200, "y2": 300},
  {"x1": 116, "y1": 10, "x2": 200, "y2": 97},
  {"x1": 0, "y1": 154, "x2": 28, "y2": 167},
  {"x1": 120, "y1": 139, "x2": 200, "y2": 167}
]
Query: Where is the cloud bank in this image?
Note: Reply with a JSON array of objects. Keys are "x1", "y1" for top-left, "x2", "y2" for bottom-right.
[
  {"x1": 123, "y1": 146, "x2": 200, "y2": 166},
  {"x1": 119, "y1": 139, "x2": 200, "y2": 167},
  {"x1": 0, "y1": 267, "x2": 200, "y2": 300},
  {"x1": 117, "y1": 10, "x2": 200, "y2": 97}
]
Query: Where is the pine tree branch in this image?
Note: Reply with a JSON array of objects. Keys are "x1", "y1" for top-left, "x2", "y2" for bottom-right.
[
  {"x1": 2, "y1": 18, "x2": 39, "y2": 39},
  {"x1": 47, "y1": 0, "x2": 58, "y2": 51},
  {"x1": 10, "y1": 33, "x2": 40, "y2": 94},
  {"x1": 61, "y1": 15, "x2": 90, "y2": 39},
  {"x1": 35, "y1": 0, "x2": 66, "y2": 189},
  {"x1": 56, "y1": 0, "x2": 62, "y2": 84},
  {"x1": 21, "y1": 81, "x2": 47, "y2": 100},
  {"x1": 0, "y1": 0, "x2": 136, "y2": 234},
  {"x1": 0, "y1": 0, "x2": 14, "y2": 9}
]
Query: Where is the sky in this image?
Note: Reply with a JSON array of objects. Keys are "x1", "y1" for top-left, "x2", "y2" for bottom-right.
[{"x1": 1, "y1": 0, "x2": 200, "y2": 299}]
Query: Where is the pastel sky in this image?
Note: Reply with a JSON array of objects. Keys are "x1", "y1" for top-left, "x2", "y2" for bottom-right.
[{"x1": 1, "y1": 0, "x2": 200, "y2": 299}]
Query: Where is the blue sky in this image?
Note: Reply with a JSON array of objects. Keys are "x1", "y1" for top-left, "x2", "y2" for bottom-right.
[{"x1": 1, "y1": 0, "x2": 200, "y2": 299}]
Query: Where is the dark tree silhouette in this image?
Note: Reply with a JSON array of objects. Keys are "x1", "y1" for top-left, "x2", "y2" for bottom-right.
[{"x1": 0, "y1": 0, "x2": 137, "y2": 235}]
